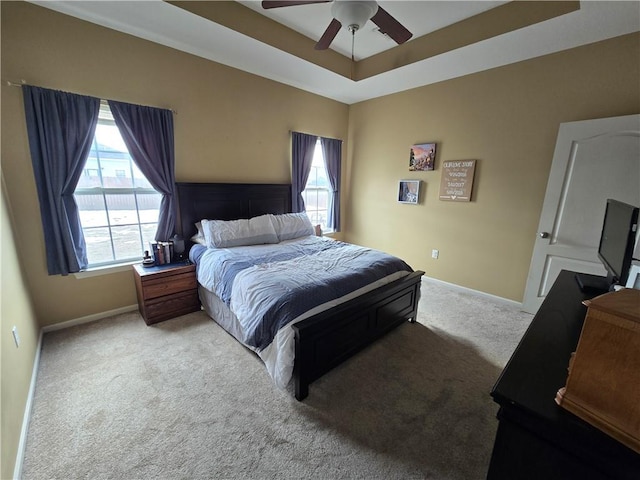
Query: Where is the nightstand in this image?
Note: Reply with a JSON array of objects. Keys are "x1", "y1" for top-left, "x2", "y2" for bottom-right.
[{"x1": 132, "y1": 261, "x2": 200, "y2": 325}]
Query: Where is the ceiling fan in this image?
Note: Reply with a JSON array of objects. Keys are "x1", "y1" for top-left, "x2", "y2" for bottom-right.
[{"x1": 261, "y1": 0, "x2": 412, "y2": 51}]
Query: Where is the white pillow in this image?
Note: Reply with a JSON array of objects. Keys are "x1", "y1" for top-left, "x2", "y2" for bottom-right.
[
  {"x1": 202, "y1": 215, "x2": 279, "y2": 248},
  {"x1": 271, "y1": 212, "x2": 315, "y2": 241},
  {"x1": 190, "y1": 221, "x2": 206, "y2": 245}
]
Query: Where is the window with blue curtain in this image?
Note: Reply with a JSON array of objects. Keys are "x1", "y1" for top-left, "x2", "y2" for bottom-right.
[
  {"x1": 292, "y1": 132, "x2": 342, "y2": 233},
  {"x1": 22, "y1": 86, "x2": 175, "y2": 274},
  {"x1": 74, "y1": 102, "x2": 163, "y2": 267}
]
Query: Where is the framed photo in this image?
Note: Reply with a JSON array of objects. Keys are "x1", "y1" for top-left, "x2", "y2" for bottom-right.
[
  {"x1": 409, "y1": 143, "x2": 436, "y2": 171},
  {"x1": 398, "y1": 180, "x2": 420, "y2": 204}
]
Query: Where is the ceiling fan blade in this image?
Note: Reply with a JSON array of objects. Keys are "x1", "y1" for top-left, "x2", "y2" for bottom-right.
[
  {"x1": 315, "y1": 18, "x2": 341, "y2": 50},
  {"x1": 371, "y1": 5, "x2": 412, "y2": 45},
  {"x1": 262, "y1": 1, "x2": 331, "y2": 9}
]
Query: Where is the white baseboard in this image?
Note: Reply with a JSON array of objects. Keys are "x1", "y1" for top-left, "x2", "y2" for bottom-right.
[
  {"x1": 42, "y1": 304, "x2": 138, "y2": 333},
  {"x1": 13, "y1": 329, "x2": 43, "y2": 480},
  {"x1": 421, "y1": 275, "x2": 523, "y2": 309}
]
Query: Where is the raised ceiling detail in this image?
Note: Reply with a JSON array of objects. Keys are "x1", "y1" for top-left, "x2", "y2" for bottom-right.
[
  {"x1": 174, "y1": 1, "x2": 580, "y2": 81},
  {"x1": 29, "y1": 1, "x2": 640, "y2": 104}
]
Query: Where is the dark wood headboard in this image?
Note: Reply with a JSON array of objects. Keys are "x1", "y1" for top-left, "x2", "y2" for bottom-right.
[{"x1": 175, "y1": 182, "x2": 292, "y2": 245}]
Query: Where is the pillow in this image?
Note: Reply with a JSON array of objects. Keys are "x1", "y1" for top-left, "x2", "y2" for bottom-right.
[
  {"x1": 190, "y1": 221, "x2": 206, "y2": 245},
  {"x1": 271, "y1": 212, "x2": 315, "y2": 241},
  {"x1": 202, "y1": 214, "x2": 279, "y2": 248}
]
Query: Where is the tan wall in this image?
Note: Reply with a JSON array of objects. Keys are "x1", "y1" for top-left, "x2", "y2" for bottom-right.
[
  {"x1": 0, "y1": 2, "x2": 349, "y2": 327},
  {"x1": 1, "y1": 176, "x2": 40, "y2": 480},
  {"x1": 345, "y1": 33, "x2": 640, "y2": 301}
]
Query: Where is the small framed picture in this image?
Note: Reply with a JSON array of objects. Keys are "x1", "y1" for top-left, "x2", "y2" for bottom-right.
[
  {"x1": 409, "y1": 143, "x2": 436, "y2": 171},
  {"x1": 398, "y1": 180, "x2": 420, "y2": 204}
]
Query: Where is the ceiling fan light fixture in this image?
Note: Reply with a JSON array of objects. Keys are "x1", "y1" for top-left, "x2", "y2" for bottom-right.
[{"x1": 331, "y1": 0, "x2": 378, "y2": 33}]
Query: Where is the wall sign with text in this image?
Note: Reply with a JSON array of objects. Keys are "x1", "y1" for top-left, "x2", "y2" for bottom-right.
[{"x1": 439, "y1": 160, "x2": 476, "y2": 202}]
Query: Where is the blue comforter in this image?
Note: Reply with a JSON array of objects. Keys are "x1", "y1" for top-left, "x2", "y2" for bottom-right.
[{"x1": 191, "y1": 236, "x2": 412, "y2": 351}]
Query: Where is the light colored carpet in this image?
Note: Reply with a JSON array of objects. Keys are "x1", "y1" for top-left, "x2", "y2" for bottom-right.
[{"x1": 21, "y1": 278, "x2": 532, "y2": 479}]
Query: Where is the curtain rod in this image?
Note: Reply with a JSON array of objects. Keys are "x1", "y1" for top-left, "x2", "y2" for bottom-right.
[
  {"x1": 290, "y1": 130, "x2": 343, "y2": 142},
  {"x1": 5, "y1": 79, "x2": 177, "y2": 114}
]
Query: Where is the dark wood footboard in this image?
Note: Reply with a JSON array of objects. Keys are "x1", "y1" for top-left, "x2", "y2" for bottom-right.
[{"x1": 292, "y1": 270, "x2": 424, "y2": 401}]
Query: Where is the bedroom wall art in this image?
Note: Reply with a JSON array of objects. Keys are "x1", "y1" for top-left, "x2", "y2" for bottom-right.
[
  {"x1": 409, "y1": 143, "x2": 436, "y2": 171},
  {"x1": 398, "y1": 180, "x2": 420, "y2": 204},
  {"x1": 439, "y1": 160, "x2": 476, "y2": 202}
]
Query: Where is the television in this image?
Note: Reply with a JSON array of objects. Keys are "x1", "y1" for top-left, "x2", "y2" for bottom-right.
[{"x1": 576, "y1": 198, "x2": 639, "y2": 294}]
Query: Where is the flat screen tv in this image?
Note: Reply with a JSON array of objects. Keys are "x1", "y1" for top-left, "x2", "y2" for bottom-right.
[{"x1": 576, "y1": 198, "x2": 639, "y2": 294}]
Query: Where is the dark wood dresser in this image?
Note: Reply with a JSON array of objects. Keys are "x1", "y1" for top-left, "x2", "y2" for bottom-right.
[
  {"x1": 132, "y1": 261, "x2": 200, "y2": 325},
  {"x1": 487, "y1": 270, "x2": 640, "y2": 480}
]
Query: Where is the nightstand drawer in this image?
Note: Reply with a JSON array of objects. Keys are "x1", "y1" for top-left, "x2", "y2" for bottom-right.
[
  {"x1": 142, "y1": 272, "x2": 197, "y2": 300},
  {"x1": 143, "y1": 290, "x2": 200, "y2": 325},
  {"x1": 133, "y1": 262, "x2": 200, "y2": 325}
]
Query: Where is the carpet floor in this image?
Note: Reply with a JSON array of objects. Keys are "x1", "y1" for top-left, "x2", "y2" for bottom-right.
[{"x1": 21, "y1": 278, "x2": 532, "y2": 479}]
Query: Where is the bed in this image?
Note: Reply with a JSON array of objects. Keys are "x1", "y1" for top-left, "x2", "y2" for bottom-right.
[{"x1": 175, "y1": 182, "x2": 424, "y2": 400}]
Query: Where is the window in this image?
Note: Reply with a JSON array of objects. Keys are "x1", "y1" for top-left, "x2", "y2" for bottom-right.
[
  {"x1": 301, "y1": 138, "x2": 333, "y2": 233},
  {"x1": 74, "y1": 102, "x2": 161, "y2": 267}
]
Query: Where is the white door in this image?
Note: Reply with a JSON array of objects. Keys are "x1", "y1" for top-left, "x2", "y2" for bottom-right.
[{"x1": 522, "y1": 114, "x2": 640, "y2": 314}]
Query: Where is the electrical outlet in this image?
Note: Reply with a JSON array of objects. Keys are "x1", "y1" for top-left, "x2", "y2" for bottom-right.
[
  {"x1": 12, "y1": 326, "x2": 20, "y2": 348},
  {"x1": 432, "y1": 249, "x2": 439, "y2": 259}
]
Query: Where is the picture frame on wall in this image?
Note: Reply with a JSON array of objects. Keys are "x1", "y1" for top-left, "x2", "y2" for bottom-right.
[
  {"x1": 398, "y1": 180, "x2": 420, "y2": 204},
  {"x1": 409, "y1": 143, "x2": 436, "y2": 171},
  {"x1": 439, "y1": 159, "x2": 477, "y2": 202}
]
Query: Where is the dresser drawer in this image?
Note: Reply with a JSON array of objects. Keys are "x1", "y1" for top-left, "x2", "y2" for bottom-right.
[{"x1": 142, "y1": 272, "x2": 197, "y2": 300}]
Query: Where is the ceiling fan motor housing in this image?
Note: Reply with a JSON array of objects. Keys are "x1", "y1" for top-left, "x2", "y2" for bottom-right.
[{"x1": 331, "y1": 0, "x2": 378, "y2": 32}]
